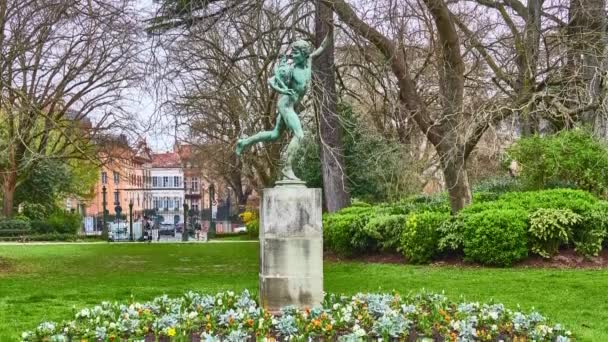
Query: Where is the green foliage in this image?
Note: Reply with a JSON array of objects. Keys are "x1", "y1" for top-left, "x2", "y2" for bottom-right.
[
  {"x1": 361, "y1": 214, "x2": 407, "y2": 251},
  {"x1": 400, "y1": 211, "x2": 450, "y2": 264},
  {"x1": 0, "y1": 219, "x2": 31, "y2": 232},
  {"x1": 461, "y1": 189, "x2": 598, "y2": 216},
  {"x1": 46, "y1": 211, "x2": 81, "y2": 234},
  {"x1": 246, "y1": 219, "x2": 259, "y2": 239},
  {"x1": 13, "y1": 157, "x2": 98, "y2": 215},
  {"x1": 30, "y1": 221, "x2": 53, "y2": 234},
  {"x1": 437, "y1": 217, "x2": 465, "y2": 252},
  {"x1": 573, "y1": 204, "x2": 608, "y2": 258},
  {"x1": 473, "y1": 176, "x2": 523, "y2": 195},
  {"x1": 507, "y1": 130, "x2": 608, "y2": 197},
  {"x1": 21, "y1": 202, "x2": 47, "y2": 221},
  {"x1": 323, "y1": 206, "x2": 376, "y2": 256},
  {"x1": 528, "y1": 209, "x2": 582, "y2": 258},
  {"x1": 463, "y1": 209, "x2": 529, "y2": 266},
  {"x1": 295, "y1": 104, "x2": 424, "y2": 203}
]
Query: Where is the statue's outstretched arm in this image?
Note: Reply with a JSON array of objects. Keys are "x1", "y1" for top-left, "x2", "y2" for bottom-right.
[{"x1": 310, "y1": 34, "x2": 330, "y2": 59}]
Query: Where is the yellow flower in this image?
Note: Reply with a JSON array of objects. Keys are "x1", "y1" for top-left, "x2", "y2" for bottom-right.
[{"x1": 167, "y1": 327, "x2": 176, "y2": 337}]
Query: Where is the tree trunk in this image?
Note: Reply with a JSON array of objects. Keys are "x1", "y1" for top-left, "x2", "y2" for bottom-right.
[
  {"x1": 313, "y1": 0, "x2": 350, "y2": 213},
  {"x1": 441, "y1": 153, "x2": 472, "y2": 214},
  {"x1": 2, "y1": 164, "x2": 16, "y2": 218}
]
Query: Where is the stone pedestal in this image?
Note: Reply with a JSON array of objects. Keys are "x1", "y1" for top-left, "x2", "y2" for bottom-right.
[{"x1": 259, "y1": 184, "x2": 323, "y2": 312}]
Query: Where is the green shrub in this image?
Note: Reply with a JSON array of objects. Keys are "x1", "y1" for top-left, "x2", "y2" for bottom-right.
[
  {"x1": 21, "y1": 202, "x2": 47, "y2": 221},
  {"x1": 47, "y1": 211, "x2": 81, "y2": 234},
  {"x1": 400, "y1": 211, "x2": 450, "y2": 264},
  {"x1": 0, "y1": 219, "x2": 31, "y2": 232},
  {"x1": 528, "y1": 208, "x2": 582, "y2": 258},
  {"x1": 463, "y1": 209, "x2": 529, "y2": 266},
  {"x1": 30, "y1": 220, "x2": 53, "y2": 234},
  {"x1": 246, "y1": 219, "x2": 259, "y2": 239},
  {"x1": 461, "y1": 189, "x2": 598, "y2": 216},
  {"x1": 437, "y1": 217, "x2": 465, "y2": 252},
  {"x1": 323, "y1": 207, "x2": 377, "y2": 256},
  {"x1": 573, "y1": 204, "x2": 608, "y2": 258},
  {"x1": 362, "y1": 214, "x2": 407, "y2": 251},
  {"x1": 507, "y1": 129, "x2": 608, "y2": 197}
]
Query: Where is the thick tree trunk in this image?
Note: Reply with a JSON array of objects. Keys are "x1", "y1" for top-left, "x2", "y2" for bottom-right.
[
  {"x1": 441, "y1": 153, "x2": 472, "y2": 214},
  {"x1": 2, "y1": 166, "x2": 16, "y2": 218},
  {"x1": 313, "y1": 0, "x2": 350, "y2": 213}
]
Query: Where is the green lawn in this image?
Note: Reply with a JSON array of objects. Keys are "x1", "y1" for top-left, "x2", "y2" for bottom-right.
[{"x1": 0, "y1": 243, "x2": 607, "y2": 341}]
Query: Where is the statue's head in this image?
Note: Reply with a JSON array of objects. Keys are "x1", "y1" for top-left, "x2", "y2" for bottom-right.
[{"x1": 291, "y1": 39, "x2": 311, "y2": 65}]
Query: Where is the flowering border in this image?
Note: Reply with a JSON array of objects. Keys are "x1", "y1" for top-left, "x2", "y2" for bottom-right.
[{"x1": 22, "y1": 290, "x2": 572, "y2": 341}]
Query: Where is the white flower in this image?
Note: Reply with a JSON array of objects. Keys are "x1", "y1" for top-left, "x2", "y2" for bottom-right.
[
  {"x1": 353, "y1": 324, "x2": 366, "y2": 337},
  {"x1": 189, "y1": 311, "x2": 198, "y2": 319}
]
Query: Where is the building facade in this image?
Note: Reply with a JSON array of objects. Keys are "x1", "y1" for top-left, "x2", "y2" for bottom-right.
[
  {"x1": 150, "y1": 152, "x2": 185, "y2": 224},
  {"x1": 83, "y1": 136, "x2": 152, "y2": 231}
]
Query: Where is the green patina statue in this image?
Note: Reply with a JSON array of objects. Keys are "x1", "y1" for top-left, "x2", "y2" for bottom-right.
[{"x1": 236, "y1": 36, "x2": 329, "y2": 181}]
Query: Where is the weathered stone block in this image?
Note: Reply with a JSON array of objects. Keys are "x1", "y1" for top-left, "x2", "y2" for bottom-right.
[{"x1": 259, "y1": 186, "x2": 323, "y2": 312}]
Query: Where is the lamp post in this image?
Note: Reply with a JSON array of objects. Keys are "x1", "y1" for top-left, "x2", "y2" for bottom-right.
[
  {"x1": 183, "y1": 202, "x2": 189, "y2": 242},
  {"x1": 102, "y1": 185, "x2": 108, "y2": 240},
  {"x1": 129, "y1": 199, "x2": 134, "y2": 241},
  {"x1": 209, "y1": 183, "x2": 216, "y2": 238}
]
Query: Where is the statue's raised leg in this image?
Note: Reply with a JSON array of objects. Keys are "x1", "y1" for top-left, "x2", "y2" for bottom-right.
[{"x1": 236, "y1": 114, "x2": 283, "y2": 156}]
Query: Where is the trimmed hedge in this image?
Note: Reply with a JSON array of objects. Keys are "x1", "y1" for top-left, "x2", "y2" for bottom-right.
[
  {"x1": 401, "y1": 211, "x2": 450, "y2": 264},
  {"x1": 462, "y1": 209, "x2": 529, "y2": 266}
]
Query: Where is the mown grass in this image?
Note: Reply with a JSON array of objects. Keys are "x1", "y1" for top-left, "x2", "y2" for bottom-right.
[{"x1": 0, "y1": 243, "x2": 606, "y2": 341}]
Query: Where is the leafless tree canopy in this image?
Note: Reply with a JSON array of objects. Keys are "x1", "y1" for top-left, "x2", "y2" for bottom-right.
[{"x1": 0, "y1": 0, "x2": 143, "y2": 216}]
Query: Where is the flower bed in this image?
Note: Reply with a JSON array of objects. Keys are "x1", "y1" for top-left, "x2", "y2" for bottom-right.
[{"x1": 22, "y1": 290, "x2": 572, "y2": 341}]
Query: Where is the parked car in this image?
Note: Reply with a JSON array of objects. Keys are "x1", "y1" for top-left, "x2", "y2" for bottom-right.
[
  {"x1": 159, "y1": 224, "x2": 175, "y2": 237},
  {"x1": 234, "y1": 226, "x2": 247, "y2": 233}
]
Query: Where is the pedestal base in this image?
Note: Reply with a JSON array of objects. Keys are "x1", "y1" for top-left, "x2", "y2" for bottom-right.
[{"x1": 259, "y1": 186, "x2": 323, "y2": 312}]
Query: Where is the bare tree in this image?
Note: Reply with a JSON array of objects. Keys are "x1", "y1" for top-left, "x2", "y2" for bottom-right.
[
  {"x1": 0, "y1": 0, "x2": 142, "y2": 217},
  {"x1": 323, "y1": 0, "x2": 504, "y2": 213}
]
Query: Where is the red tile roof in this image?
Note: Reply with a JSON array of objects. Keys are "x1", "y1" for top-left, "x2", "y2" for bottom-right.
[{"x1": 151, "y1": 152, "x2": 181, "y2": 168}]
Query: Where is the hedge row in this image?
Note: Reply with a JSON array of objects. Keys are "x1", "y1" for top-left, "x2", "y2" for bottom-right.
[
  {"x1": 323, "y1": 189, "x2": 608, "y2": 266},
  {"x1": 0, "y1": 211, "x2": 81, "y2": 241}
]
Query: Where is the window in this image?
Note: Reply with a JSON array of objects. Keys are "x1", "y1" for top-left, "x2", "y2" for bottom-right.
[
  {"x1": 176, "y1": 198, "x2": 181, "y2": 209},
  {"x1": 101, "y1": 172, "x2": 108, "y2": 185},
  {"x1": 153, "y1": 197, "x2": 159, "y2": 209},
  {"x1": 163, "y1": 176, "x2": 169, "y2": 187},
  {"x1": 113, "y1": 171, "x2": 120, "y2": 184},
  {"x1": 192, "y1": 204, "x2": 199, "y2": 211},
  {"x1": 113, "y1": 191, "x2": 120, "y2": 205},
  {"x1": 152, "y1": 176, "x2": 158, "y2": 187},
  {"x1": 192, "y1": 177, "x2": 199, "y2": 191},
  {"x1": 174, "y1": 176, "x2": 181, "y2": 188}
]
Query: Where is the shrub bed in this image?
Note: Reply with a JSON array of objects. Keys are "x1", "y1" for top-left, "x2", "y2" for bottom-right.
[
  {"x1": 22, "y1": 290, "x2": 572, "y2": 341},
  {"x1": 323, "y1": 189, "x2": 608, "y2": 265}
]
